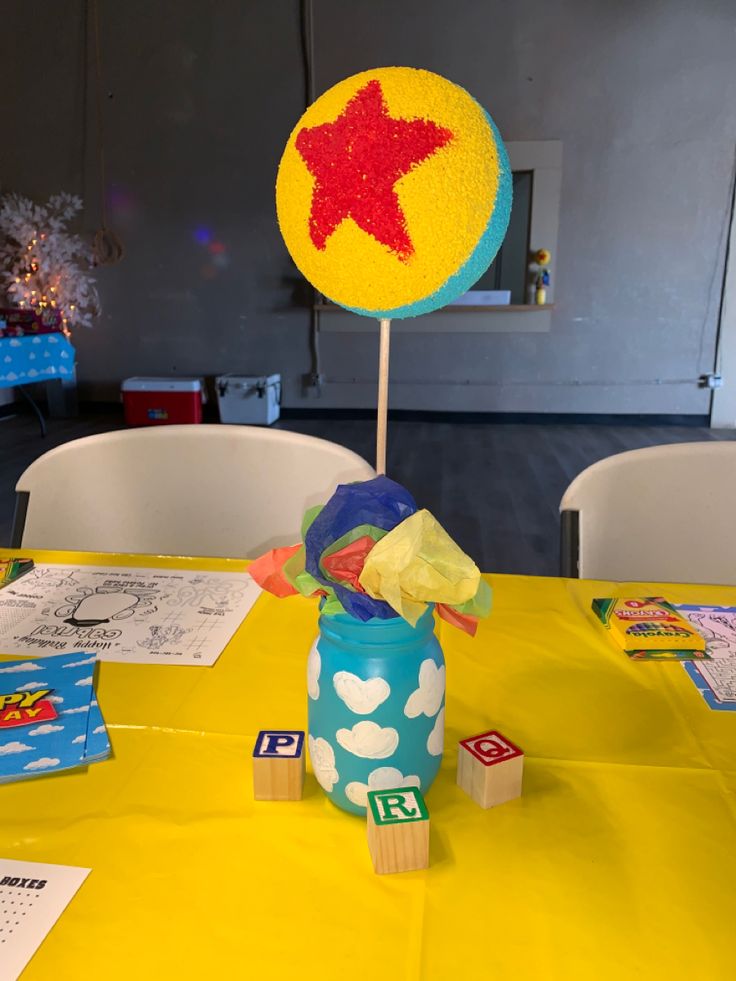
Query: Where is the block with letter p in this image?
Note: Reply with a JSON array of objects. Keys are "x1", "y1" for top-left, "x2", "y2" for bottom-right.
[
  {"x1": 366, "y1": 787, "x2": 430, "y2": 874},
  {"x1": 457, "y1": 729, "x2": 524, "y2": 809},
  {"x1": 252, "y1": 729, "x2": 305, "y2": 801}
]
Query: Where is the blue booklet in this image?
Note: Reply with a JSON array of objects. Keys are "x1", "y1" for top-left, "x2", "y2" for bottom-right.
[{"x1": 0, "y1": 651, "x2": 111, "y2": 783}]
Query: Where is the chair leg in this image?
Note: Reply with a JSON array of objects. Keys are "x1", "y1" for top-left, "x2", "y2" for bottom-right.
[
  {"x1": 46, "y1": 368, "x2": 78, "y2": 418},
  {"x1": 560, "y1": 510, "x2": 580, "y2": 578},
  {"x1": 18, "y1": 386, "x2": 47, "y2": 438},
  {"x1": 10, "y1": 492, "x2": 30, "y2": 548}
]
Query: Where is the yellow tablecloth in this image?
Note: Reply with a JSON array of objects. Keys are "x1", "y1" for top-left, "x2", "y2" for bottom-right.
[{"x1": 2, "y1": 549, "x2": 735, "y2": 980}]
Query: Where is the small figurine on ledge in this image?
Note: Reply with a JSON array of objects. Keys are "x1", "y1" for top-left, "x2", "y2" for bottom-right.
[{"x1": 532, "y1": 248, "x2": 551, "y2": 305}]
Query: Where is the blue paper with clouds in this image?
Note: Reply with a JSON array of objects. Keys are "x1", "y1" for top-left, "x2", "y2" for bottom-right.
[{"x1": 0, "y1": 651, "x2": 110, "y2": 783}]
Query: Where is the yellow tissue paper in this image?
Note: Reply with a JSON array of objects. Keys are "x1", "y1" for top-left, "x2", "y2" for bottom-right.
[{"x1": 359, "y1": 509, "x2": 481, "y2": 624}]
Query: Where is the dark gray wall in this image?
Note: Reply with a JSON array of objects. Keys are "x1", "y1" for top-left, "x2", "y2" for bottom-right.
[{"x1": 3, "y1": 0, "x2": 735, "y2": 413}]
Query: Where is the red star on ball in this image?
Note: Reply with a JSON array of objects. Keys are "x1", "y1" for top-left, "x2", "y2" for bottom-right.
[{"x1": 295, "y1": 80, "x2": 453, "y2": 262}]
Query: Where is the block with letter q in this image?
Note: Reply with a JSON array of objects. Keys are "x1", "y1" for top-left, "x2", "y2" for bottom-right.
[{"x1": 457, "y1": 730, "x2": 524, "y2": 809}]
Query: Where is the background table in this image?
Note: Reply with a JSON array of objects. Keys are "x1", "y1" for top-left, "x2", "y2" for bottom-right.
[
  {"x1": 1, "y1": 548, "x2": 734, "y2": 980},
  {"x1": 0, "y1": 333, "x2": 75, "y2": 388},
  {"x1": 0, "y1": 334, "x2": 78, "y2": 431}
]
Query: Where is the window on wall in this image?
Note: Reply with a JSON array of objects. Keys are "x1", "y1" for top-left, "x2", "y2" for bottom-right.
[
  {"x1": 317, "y1": 142, "x2": 562, "y2": 320},
  {"x1": 470, "y1": 171, "x2": 533, "y2": 304}
]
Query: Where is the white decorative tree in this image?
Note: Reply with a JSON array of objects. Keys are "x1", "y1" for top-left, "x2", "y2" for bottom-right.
[{"x1": 0, "y1": 192, "x2": 99, "y2": 333}]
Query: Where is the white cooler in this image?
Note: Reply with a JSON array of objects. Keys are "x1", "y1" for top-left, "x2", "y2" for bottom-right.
[{"x1": 215, "y1": 373, "x2": 281, "y2": 425}]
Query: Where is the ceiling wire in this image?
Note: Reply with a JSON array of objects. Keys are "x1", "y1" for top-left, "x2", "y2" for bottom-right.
[
  {"x1": 300, "y1": 0, "x2": 315, "y2": 105},
  {"x1": 711, "y1": 146, "x2": 736, "y2": 378},
  {"x1": 89, "y1": 0, "x2": 124, "y2": 265},
  {"x1": 696, "y1": 145, "x2": 735, "y2": 377},
  {"x1": 299, "y1": 0, "x2": 322, "y2": 392}
]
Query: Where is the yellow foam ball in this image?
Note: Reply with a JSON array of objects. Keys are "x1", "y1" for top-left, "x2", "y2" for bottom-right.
[{"x1": 276, "y1": 67, "x2": 512, "y2": 319}]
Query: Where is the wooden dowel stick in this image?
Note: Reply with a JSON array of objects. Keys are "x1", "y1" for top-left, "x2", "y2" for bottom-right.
[{"x1": 376, "y1": 317, "x2": 391, "y2": 475}]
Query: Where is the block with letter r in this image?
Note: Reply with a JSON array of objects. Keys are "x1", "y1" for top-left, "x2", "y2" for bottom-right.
[
  {"x1": 368, "y1": 788, "x2": 428, "y2": 826},
  {"x1": 252, "y1": 729, "x2": 305, "y2": 801},
  {"x1": 366, "y1": 787, "x2": 430, "y2": 874},
  {"x1": 253, "y1": 730, "x2": 305, "y2": 759},
  {"x1": 457, "y1": 729, "x2": 524, "y2": 809}
]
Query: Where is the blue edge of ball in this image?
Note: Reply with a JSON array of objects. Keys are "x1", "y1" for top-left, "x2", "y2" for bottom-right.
[{"x1": 334, "y1": 111, "x2": 513, "y2": 320}]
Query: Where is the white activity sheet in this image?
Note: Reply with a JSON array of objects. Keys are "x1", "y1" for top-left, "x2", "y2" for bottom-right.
[
  {"x1": 0, "y1": 859, "x2": 90, "y2": 981},
  {"x1": 676, "y1": 604, "x2": 736, "y2": 709},
  {"x1": 0, "y1": 565, "x2": 261, "y2": 667}
]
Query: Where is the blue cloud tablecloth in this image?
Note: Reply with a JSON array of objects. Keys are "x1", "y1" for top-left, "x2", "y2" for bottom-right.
[{"x1": 0, "y1": 333, "x2": 76, "y2": 388}]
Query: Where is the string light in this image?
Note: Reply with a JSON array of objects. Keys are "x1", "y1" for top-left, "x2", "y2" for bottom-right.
[{"x1": 4, "y1": 201, "x2": 94, "y2": 336}]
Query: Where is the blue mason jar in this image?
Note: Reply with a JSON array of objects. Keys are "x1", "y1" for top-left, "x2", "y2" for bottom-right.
[{"x1": 307, "y1": 607, "x2": 445, "y2": 816}]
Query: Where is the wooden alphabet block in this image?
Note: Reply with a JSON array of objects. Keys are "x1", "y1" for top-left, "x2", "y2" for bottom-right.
[
  {"x1": 366, "y1": 787, "x2": 430, "y2": 874},
  {"x1": 457, "y1": 729, "x2": 523, "y2": 809},
  {"x1": 252, "y1": 730, "x2": 305, "y2": 801}
]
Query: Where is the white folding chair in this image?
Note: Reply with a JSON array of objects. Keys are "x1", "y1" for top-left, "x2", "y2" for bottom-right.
[
  {"x1": 559, "y1": 441, "x2": 736, "y2": 584},
  {"x1": 12, "y1": 425, "x2": 375, "y2": 558}
]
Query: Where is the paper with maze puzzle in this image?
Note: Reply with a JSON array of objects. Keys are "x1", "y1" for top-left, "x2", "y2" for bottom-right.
[
  {"x1": 0, "y1": 858, "x2": 90, "y2": 981},
  {"x1": 276, "y1": 66, "x2": 512, "y2": 318}
]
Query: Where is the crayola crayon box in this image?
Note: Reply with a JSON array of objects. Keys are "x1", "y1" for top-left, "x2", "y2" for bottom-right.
[
  {"x1": 592, "y1": 597, "x2": 708, "y2": 660},
  {"x1": 0, "y1": 557, "x2": 33, "y2": 588}
]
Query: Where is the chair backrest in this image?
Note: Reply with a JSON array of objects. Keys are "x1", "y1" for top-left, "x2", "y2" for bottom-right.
[
  {"x1": 559, "y1": 441, "x2": 736, "y2": 584},
  {"x1": 14, "y1": 425, "x2": 375, "y2": 558}
]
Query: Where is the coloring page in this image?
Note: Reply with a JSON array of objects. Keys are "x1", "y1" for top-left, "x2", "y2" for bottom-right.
[
  {"x1": 0, "y1": 565, "x2": 261, "y2": 667},
  {"x1": 676, "y1": 604, "x2": 736, "y2": 707}
]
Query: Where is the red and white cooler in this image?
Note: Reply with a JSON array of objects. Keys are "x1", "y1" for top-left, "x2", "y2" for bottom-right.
[{"x1": 121, "y1": 377, "x2": 205, "y2": 426}]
